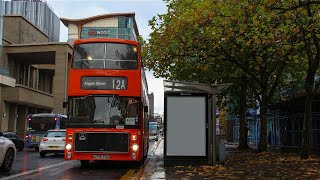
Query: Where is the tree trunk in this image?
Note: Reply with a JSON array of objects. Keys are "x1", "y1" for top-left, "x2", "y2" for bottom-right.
[
  {"x1": 238, "y1": 83, "x2": 248, "y2": 149},
  {"x1": 300, "y1": 1, "x2": 320, "y2": 159},
  {"x1": 301, "y1": 75, "x2": 314, "y2": 159},
  {"x1": 258, "y1": 92, "x2": 268, "y2": 152}
]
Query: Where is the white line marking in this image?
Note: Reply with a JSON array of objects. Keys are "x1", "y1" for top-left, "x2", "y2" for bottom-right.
[
  {"x1": 48, "y1": 167, "x2": 60, "y2": 172},
  {"x1": 1, "y1": 161, "x2": 74, "y2": 180}
]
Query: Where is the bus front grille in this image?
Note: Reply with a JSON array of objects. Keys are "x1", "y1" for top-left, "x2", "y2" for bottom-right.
[{"x1": 74, "y1": 132, "x2": 129, "y2": 153}]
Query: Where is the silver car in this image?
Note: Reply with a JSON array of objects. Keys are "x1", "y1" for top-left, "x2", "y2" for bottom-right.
[
  {"x1": 0, "y1": 132, "x2": 16, "y2": 172},
  {"x1": 39, "y1": 129, "x2": 66, "y2": 158}
]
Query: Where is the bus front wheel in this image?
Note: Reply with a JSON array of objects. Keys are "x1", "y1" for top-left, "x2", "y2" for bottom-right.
[{"x1": 80, "y1": 160, "x2": 89, "y2": 168}]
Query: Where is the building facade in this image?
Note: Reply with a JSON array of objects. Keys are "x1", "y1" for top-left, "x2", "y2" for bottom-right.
[
  {"x1": 60, "y1": 13, "x2": 139, "y2": 45},
  {"x1": 4, "y1": 0, "x2": 60, "y2": 42},
  {"x1": 0, "y1": 1, "x2": 3, "y2": 55},
  {"x1": 148, "y1": 92, "x2": 154, "y2": 118},
  {"x1": 0, "y1": 15, "x2": 71, "y2": 140},
  {"x1": 0, "y1": 0, "x2": 70, "y2": 138}
]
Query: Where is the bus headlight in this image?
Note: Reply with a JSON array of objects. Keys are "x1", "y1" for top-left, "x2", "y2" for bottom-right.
[
  {"x1": 132, "y1": 144, "x2": 139, "y2": 152},
  {"x1": 65, "y1": 143, "x2": 72, "y2": 151}
]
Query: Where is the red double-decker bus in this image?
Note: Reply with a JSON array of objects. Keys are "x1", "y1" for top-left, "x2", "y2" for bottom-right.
[{"x1": 63, "y1": 38, "x2": 149, "y2": 168}]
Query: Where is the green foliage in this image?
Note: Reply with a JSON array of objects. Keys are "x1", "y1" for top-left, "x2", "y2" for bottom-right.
[
  {"x1": 143, "y1": 0, "x2": 312, "y2": 151},
  {"x1": 271, "y1": 0, "x2": 320, "y2": 159}
]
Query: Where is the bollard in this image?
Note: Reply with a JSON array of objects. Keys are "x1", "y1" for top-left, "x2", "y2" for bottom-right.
[{"x1": 219, "y1": 141, "x2": 226, "y2": 164}]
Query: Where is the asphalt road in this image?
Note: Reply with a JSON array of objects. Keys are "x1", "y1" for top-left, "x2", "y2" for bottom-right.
[{"x1": 0, "y1": 140, "x2": 160, "y2": 180}]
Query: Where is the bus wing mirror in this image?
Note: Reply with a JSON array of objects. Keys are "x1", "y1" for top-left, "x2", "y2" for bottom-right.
[
  {"x1": 144, "y1": 106, "x2": 148, "y2": 113},
  {"x1": 63, "y1": 99, "x2": 68, "y2": 108}
]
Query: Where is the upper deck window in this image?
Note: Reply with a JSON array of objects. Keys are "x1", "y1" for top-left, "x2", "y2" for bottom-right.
[{"x1": 72, "y1": 43, "x2": 138, "y2": 70}]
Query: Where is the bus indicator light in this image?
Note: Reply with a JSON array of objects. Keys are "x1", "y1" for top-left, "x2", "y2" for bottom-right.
[
  {"x1": 66, "y1": 152, "x2": 72, "y2": 159},
  {"x1": 68, "y1": 134, "x2": 73, "y2": 140},
  {"x1": 131, "y1": 135, "x2": 137, "y2": 141},
  {"x1": 132, "y1": 153, "x2": 136, "y2": 159}
]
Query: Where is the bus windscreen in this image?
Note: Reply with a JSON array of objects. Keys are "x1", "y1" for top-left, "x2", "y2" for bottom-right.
[{"x1": 68, "y1": 96, "x2": 140, "y2": 127}]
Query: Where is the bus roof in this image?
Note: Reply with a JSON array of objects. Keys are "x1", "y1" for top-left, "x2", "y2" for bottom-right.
[{"x1": 73, "y1": 38, "x2": 139, "y2": 46}]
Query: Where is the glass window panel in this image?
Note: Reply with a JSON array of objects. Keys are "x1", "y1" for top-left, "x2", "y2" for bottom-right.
[
  {"x1": 72, "y1": 43, "x2": 138, "y2": 70},
  {"x1": 68, "y1": 96, "x2": 140, "y2": 127},
  {"x1": 118, "y1": 17, "x2": 126, "y2": 28}
]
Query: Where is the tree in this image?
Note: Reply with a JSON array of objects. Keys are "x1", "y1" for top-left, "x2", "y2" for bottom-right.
[
  {"x1": 271, "y1": 0, "x2": 320, "y2": 159},
  {"x1": 144, "y1": 0, "x2": 300, "y2": 151},
  {"x1": 145, "y1": 0, "x2": 255, "y2": 149}
]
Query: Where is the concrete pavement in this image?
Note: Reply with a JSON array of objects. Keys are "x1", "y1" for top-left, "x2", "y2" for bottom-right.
[{"x1": 130, "y1": 139, "x2": 320, "y2": 179}]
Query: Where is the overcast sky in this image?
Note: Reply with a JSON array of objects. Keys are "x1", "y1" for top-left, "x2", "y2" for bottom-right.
[{"x1": 46, "y1": 0, "x2": 167, "y2": 115}]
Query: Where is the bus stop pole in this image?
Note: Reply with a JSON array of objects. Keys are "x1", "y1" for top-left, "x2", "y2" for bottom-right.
[
  {"x1": 208, "y1": 95, "x2": 213, "y2": 165},
  {"x1": 212, "y1": 88, "x2": 217, "y2": 165}
]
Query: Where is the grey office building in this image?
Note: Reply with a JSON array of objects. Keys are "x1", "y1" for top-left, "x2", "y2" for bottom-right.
[
  {"x1": 0, "y1": 0, "x2": 72, "y2": 140},
  {"x1": 148, "y1": 93, "x2": 154, "y2": 118},
  {"x1": 3, "y1": 0, "x2": 60, "y2": 42},
  {"x1": 0, "y1": 0, "x2": 3, "y2": 57}
]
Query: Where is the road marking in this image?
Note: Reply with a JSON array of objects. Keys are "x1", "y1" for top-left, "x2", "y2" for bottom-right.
[
  {"x1": 120, "y1": 139, "x2": 162, "y2": 180},
  {"x1": 1, "y1": 161, "x2": 74, "y2": 180},
  {"x1": 22, "y1": 172, "x2": 40, "y2": 179},
  {"x1": 48, "y1": 167, "x2": 59, "y2": 172},
  {"x1": 134, "y1": 140, "x2": 163, "y2": 180},
  {"x1": 120, "y1": 169, "x2": 136, "y2": 180}
]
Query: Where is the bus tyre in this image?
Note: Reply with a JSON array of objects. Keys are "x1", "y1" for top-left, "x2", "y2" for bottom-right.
[
  {"x1": 0, "y1": 148, "x2": 14, "y2": 172},
  {"x1": 144, "y1": 145, "x2": 149, "y2": 159},
  {"x1": 138, "y1": 157, "x2": 145, "y2": 166},
  {"x1": 40, "y1": 152, "x2": 46, "y2": 158},
  {"x1": 80, "y1": 160, "x2": 89, "y2": 168},
  {"x1": 139, "y1": 148, "x2": 146, "y2": 166}
]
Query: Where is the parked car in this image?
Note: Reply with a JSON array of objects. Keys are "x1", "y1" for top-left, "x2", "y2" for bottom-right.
[
  {"x1": 39, "y1": 129, "x2": 66, "y2": 158},
  {"x1": 3, "y1": 132, "x2": 24, "y2": 151},
  {"x1": 0, "y1": 132, "x2": 16, "y2": 172}
]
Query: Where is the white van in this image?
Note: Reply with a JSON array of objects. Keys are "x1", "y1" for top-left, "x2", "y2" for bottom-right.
[{"x1": 149, "y1": 122, "x2": 160, "y2": 141}]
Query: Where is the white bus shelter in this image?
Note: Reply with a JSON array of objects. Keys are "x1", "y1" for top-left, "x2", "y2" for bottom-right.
[{"x1": 163, "y1": 80, "x2": 231, "y2": 165}]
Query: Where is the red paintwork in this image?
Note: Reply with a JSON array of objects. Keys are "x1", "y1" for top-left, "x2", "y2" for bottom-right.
[
  {"x1": 68, "y1": 38, "x2": 141, "y2": 97},
  {"x1": 64, "y1": 38, "x2": 148, "y2": 162}
]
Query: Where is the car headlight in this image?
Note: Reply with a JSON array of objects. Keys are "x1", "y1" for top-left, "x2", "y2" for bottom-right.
[
  {"x1": 65, "y1": 143, "x2": 72, "y2": 151},
  {"x1": 132, "y1": 144, "x2": 139, "y2": 152}
]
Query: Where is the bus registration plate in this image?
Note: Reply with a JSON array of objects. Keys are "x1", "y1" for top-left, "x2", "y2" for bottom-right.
[{"x1": 92, "y1": 155, "x2": 110, "y2": 159}]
